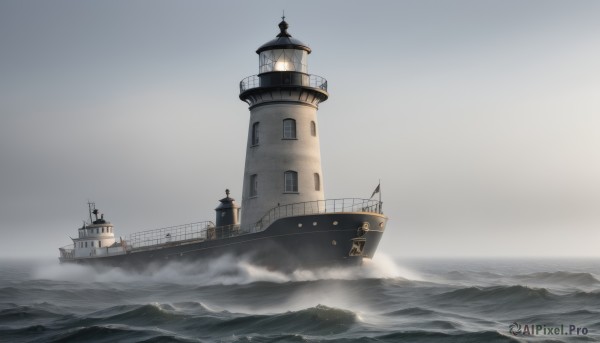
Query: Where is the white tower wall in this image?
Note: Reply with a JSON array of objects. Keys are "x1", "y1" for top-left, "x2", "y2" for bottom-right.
[{"x1": 241, "y1": 102, "x2": 324, "y2": 227}]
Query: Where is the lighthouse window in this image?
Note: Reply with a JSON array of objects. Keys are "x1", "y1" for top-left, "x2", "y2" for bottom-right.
[
  {"x1": 314, "y1": 173, "x2": 320, "y2": 191},
  {"x1": 283, "y1": 119, "x2": 296, "y2": 139},
  {"x1": 250, "y1": 174, "x2": 258, "y2": 197},
  {"x1": 252, "y1": 122, "x2": 260, "y2": 146},
  {"x1": 311, "y1": 121, "x2": 317, "y2": 136},
  {"x1": 284, "y1": 171, "x2": 298, "y2": 193}
]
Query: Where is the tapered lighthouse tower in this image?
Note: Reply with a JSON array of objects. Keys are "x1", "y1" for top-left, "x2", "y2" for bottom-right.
[{"x1": 239, "y1": 18, "x2": 329, "y2": 229}]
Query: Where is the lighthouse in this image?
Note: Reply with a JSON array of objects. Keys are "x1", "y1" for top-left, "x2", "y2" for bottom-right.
[
  {"x1": 239, "y1": 18, "x2": 329, "y2": 229},
  {"x1": 59, "y1": 17, "x2": 387, "y2": 269}
]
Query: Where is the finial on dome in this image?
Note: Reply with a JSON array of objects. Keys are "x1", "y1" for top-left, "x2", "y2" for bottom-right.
[{"x1": 277, "y1": 13, "x2": 291, "y2": 38}]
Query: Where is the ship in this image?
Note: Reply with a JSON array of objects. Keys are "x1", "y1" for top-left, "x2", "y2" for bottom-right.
[{"x1": 58, "y1": 18, "x2": 388, "y2": 271}]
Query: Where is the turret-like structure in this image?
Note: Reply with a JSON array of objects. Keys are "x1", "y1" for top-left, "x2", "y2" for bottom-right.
[
  {"x1": 71, "y1": 203, "x2": 116, "y2": 258},
  {"x1": 239, "y1": 18, "x2": 329, "y2": 229},
  {"x1": 215, "y1": 189, "x2": 240, "y2": 227}
]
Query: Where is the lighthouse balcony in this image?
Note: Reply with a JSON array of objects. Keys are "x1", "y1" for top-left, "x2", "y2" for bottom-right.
[{"x1": 240, "y1": 73, "x2": 328, "y2": 93}]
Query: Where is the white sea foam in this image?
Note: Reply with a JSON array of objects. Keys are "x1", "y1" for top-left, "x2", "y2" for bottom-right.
[{"x1": 31, "y1": 252, "x2": 421, "y2": 286}]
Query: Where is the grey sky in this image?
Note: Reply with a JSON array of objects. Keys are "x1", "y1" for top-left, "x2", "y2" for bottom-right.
[{"x1": 1, "y1": 1, "x2": 599, "y2": 258}]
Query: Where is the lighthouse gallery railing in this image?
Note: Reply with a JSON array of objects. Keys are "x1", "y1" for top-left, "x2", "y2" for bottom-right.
[{"x1": 240, "y1": 74, "x2": 328, "y2": 93}]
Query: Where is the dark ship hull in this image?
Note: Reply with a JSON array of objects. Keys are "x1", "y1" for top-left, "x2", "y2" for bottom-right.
[{"x1": 63, "y1": 212, "x2": 386, "y2": 271}]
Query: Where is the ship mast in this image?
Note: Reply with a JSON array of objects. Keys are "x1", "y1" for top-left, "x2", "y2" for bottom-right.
[{"x1": 87, "y1": 201, "x2": 95, "y2": 224}]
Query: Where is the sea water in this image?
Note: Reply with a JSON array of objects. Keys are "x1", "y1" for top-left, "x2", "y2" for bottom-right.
[{"x1": 1, "y1": 255, "x2": 599, "y2": 342}]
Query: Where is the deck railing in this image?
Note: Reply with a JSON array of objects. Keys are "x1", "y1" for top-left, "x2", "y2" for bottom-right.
[
  {"x1": 59, "y1": 245, "x2": 75, "y2": 260},
  {"x1": 246, "y1": 198, "x2": 382, "y2": 232},
  {"x1": 126, "y1": 221, "x2": 214, "y2": 250}
]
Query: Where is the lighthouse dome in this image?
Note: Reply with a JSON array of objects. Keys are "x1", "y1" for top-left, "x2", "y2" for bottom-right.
[
  {"x1": 256, "y1": 19, "x2": 311, "y2": 54},
  {"x1": 255, "y1": 19, "x2": 313, "y2": 75}
]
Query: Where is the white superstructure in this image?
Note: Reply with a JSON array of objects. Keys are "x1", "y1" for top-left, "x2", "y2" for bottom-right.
[{"x1": 65, "y1": 203, "x2": 123, "y2": 259}]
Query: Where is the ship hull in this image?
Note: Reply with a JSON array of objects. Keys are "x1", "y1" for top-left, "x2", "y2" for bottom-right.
[{"x1": 62, "y1": 212, "x2": 387, "y2": 272}]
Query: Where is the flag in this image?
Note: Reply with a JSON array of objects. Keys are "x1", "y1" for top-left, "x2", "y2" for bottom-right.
[{"x1": 370, "y1": 183, "x2": 380, "y2": 199}]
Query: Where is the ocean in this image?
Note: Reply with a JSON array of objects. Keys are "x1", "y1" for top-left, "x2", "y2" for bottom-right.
[{"x1": 1, "y1": 255, "x2": 599, "y2": 343}]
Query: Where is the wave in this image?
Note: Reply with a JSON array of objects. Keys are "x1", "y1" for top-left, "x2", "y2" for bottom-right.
[
  {"x1": 514, "y1": 271, "x2": 600, "y2": 287},
  {"x1": 59, "y1": 303, "x2": 220, "y2": 333},
  {"x1": 384, "y1": 307, "x2": 475, "y2": 322},
  {"x1": 44, "y1": 324, "x2": 165, "y2": 343},
  {"x1": 0, "y1": 286, "x2": 137, "y2": 310},
  {"x1": 386, "y1": 307, "x2": 440, "y2": 317},
  {"x1": 0, "y1": 324, "x2": 50, "y2": 343},
  {"x1": 265, "y1": 304, "x2": 357, "y2": 334},
  {"x1": 30, "y1": 327, "x2": 536, "y2": 343},
  {"x1": 420, "y1": 319, "x2": 463, "y2": 330},
  {"x1": 384, "y1": 307, "x2": 501, "y2": 332},
  {"x1": 5, "y1": 322, "x2": 200, "y2": 343},
  {"x1": 39, "y1": 302, "x2": 358, "y2": 338},
  {"x1": 434, "y1": 285, "x2": 556, "y2": 305},
  {"x1": 0, "y1": 287, "x2": 22, "y2": 300},
  {"x1": 210, "y1": 304, "x2": 357, "y2": 336},
  {"x1": 136, "y1": 336, "x2": 204, "y2": 343},
  {"x1": 513, "y1": 308, "x2": 600, "y2": 329},
  {"x1": 569, "y1": 290, "x2": 600, "y2": 303},
  {"x1": 371, "y1": 330, "x2": 523, "y2": 343},
  {"x1": 87, "y1": 304, "x2": 185, "y2": 324},
  {"x1": 443, "y1": 270, "x2": 504, "y2": 280},
  {"x1": 170, "y1": 301, "x2": 216, "y2": 313},
  {"x1": 7, "y1": 258, "x2": 600, "y2": 343},
  {"x1": 0, "y1": 305, "x2": 64, "y2": 323}
]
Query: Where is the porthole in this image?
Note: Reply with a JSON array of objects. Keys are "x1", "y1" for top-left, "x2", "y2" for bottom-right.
[
  {"x1": 312, "y1": 222, "x2": 317, "y2": 226},
  {"x1": 333, "y1": 221, "x2": 338, "y2": 226},
  {"x1": 298, "y1": 223, "x2": 303, "y2": 228},
  {"x1": 331, "y1": 240, "x2": 337, "y2": 246}
]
